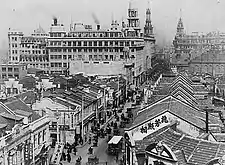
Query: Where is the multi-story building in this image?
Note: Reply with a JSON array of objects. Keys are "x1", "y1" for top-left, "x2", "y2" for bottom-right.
[
  {"x1": 172, "y1": 16, "x2": 225, "y2": 70},
  {"x1": 47, "y1": 3, "x2": 155, "y2": 87},
  {"x1": 8, "y1": 26, "x2": 49, "y2": 72},
  {"x1": 0, "y1": 63, "x2": 27, "y2": 80}
]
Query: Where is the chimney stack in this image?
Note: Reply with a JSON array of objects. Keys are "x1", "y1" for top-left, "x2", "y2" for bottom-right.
[
  {"x1": 53, "y1": 17, "x2": 58, "y2": 26},
  {"x1": 97, "y1": 25, "x2": 100, "y2": 30}
]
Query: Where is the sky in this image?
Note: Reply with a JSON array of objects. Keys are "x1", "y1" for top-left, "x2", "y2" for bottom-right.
[{"x1": 0, "y1": 0, "x2": 224, "y2": 49}]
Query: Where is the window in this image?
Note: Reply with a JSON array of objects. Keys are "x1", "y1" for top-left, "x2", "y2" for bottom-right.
[
  {"x1": 63, "y1": 55, "x2": 67, "y2": 60},
  {"x1": 68, "y1": 55, "x2": 72, "y2": 59},
  {"x1": 14, "y1": 68, "x2": 19, "y2": 72},
  {"x1": 2, "y1": 68, "x2": 6, "y2": 72},
  {"x1": 104, "y1": 41, "x2": 108, "y2": 46},
  {"x1": 2, "y1": 74, "x2": 6, "y2": 79},
  {"x1": 110, "y1": 55, "x2": 114, "y2": 60},
  {"x1": 105, "y1": 55, "x2": 108, "y2": 60},
  {"x1": 42, "y1": 129, "x2": 46, "y2": 142},
  {"x1": 84, "y1": 41, "x2": 87, "y2": 46},
  {"x1": 94, "y1": 41, "x2": 97, "y2": 46},
  {"x1": 8, "y1": 68, "x2": 13, "y2": 72},
  {"x1": 89, "y1": 55, "x2": 92, "y2": 60},
  {"x1": 89, "y1": 42, "x2": 92, "y2": 46},
  {"x1": 99, "y1": 41, "x2": 102, "y2": 46},
  {"x1": 78, "y1": 41, "x2": 81, "y2": 46},
  {"x1": 63, "y1": 63, "x2": 67, "y2": 67},
  {"x1": 38, "y1": 132, "x2": 41, "y2": 145},
  {"x1": 120, "y1": 55, "x2": 124, "y2": 59},
  {"x1": 34, "y1": 134, "x2": 37, "y2": 148}
]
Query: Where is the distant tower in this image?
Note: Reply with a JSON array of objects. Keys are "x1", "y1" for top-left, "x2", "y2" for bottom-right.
[
  {"x1": 176, "y1": 9, "x2": 185, "y2": 37},
  {"x1": 144, "y1": 7, "x2": 153, "y2": 36},
  {"x1": 127, "y1": 1, "x2": 141, "y2": 37}
]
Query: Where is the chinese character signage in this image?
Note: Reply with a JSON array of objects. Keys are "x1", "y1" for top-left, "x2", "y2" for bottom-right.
[
  {"x1": 140, "y1": 115, "x2": 169, "y2": 134},
  {"x1": 24, "y1": 140, "x2": 33, "y2": 165}
]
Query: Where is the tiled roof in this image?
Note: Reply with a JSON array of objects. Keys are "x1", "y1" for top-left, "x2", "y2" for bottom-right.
[
  {"x1": 136, "y1": 127, "x2": 225, "y2": 165},
  {"x1": 212, "y1": 133, "x2": 225, "y2": 142},
  {"x1": 173, "y1": 150, "x2": 187, "y2": 165},
  {"x1": 15, "y1": 110, "x2": 32, "y2": 117},
  {"x1": 16, "y1": 91, "x2": 37, "y2": 104},
  {"x1": 19, "y1": 76, "x2": 36, "y2": 89},
  {"x1": 4, "y1": 98, "x2": 41, "y2": 121},
  {"x1": 128, "y1": 96, "x2": 222, "y2": 130},
  {"x1": 0, "y1": 112, "x2": 23, "y2": 121}
]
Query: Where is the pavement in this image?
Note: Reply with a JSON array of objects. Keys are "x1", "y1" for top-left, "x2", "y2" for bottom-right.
[{"x1": 60, "y1": 101, "x2": 132, "y2": 165}]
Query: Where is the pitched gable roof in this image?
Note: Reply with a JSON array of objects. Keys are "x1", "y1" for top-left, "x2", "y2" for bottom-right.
[{"x1": 128, "y1": 96, "x2": 222, "y2": 131}]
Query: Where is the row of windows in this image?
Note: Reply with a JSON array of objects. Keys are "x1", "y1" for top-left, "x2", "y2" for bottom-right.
[
  {"x1": 50, "y1": 55, "x2": 72, "y2": 60},
  {"x1": 50, "y1": 48, "x2": 131, "y2": 53},
  {"x1": 33, "y1": 129, "x2": 47, "y2": 148},
  {"x1": 50, "y1": 62, "x2": 69, "y2": 68},
  {"x1": 20, "y1": 44, "x2": 45, "y2": 49},
  {"x1": 11, "y1": 43, "x2": 18, "y2": 48},
  {"x1": 2, "y1": 67, "x2": 19, "y2": 72},
  {"x1": 11, "y1": 50, "x2": 18, "y2": 54},
  {"x1": 20, "y1": 50, "x2": 46, "y2": 54},
  {"x1": 10, "y1": 37, "x2": 18, "y2": 42},
  {"x1": 28, "y1": 64, "x2": 49, "y2": 68},
  {"x1": 9, "y1": 56, "x2": 18, "y2": 61},
  {"x1": 49, "y1": 40, "x2": 134, "y2": 47},
  {"x1": 50, "y1": 31, "x2": 124, "y2": 38},
  {"x1": 1, "y1": 74, "x2": 19, "y2": 79}
]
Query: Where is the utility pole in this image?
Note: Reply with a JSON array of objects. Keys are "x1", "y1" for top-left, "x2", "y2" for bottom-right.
[
  {"x1": 117, "y1": 75, "x2": 120, "y2": 108},
  {"x1": 56, "y1": 108, "x2": 60, "y2": 143},
  {"x1": 81, "y1": 95, "x2": 84, "y2": 141}
]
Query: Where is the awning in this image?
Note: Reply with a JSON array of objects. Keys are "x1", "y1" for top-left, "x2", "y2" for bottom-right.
[{"x1": 108, "y1": 136, "x2": 123, "y2": 145}]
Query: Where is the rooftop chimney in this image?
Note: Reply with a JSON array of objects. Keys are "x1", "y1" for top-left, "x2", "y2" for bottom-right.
[
  {"x1": 53, "y1": 17, "x2": 58, "y2": 26},
  {"x1": 97, "y1": 25, "x2": 100, "y2": 30}
]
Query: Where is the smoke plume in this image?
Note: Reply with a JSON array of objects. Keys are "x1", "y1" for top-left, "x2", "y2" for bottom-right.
[{"x1": 92, "y1": 13, "x2": 100, "y2": 24}]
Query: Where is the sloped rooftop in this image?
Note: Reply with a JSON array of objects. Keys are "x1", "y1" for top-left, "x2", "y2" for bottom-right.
[
  {"x1": 135, "y1": 127, "x2": 225, "y2": 165},
  {"x1": 128, "y1": 96, "x2": 222, "y2": 130}
]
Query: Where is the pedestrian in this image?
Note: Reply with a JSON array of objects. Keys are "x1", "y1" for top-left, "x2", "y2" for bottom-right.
[
  {"x1": 88, "y1": 137, "x2": 91, "y2": 144},
  {"x1": 78, "y1": 156, "x2": 82, "y2": 162},
  {"x1": 116, "y1": 153, "x2": 119, "y2": 162},
  {"x1": 62, "y1": 152, "x2": 66, "y2": 161},
  {"x1": 73, "y1": 146, "x2": 77, "y2": 155},
  {"x1": 67, "y1": 153, "x2": 71, "y2": 163}
]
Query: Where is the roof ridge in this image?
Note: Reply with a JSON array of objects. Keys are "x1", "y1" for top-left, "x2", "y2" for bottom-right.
[
  {"x1": 187, "y1": 140, "x2": 201, "y2": 162},
  {"x1": 171, "y1": 133, "x2": 185, "y2": 149},
  {"x1": 215, "y1": 143, "x2": 222, "y2": 158}
]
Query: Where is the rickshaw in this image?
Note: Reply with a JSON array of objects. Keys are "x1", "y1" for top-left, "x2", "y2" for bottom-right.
[{"x1": 107, "y1": 136, "x2": 123, "y2": 155}]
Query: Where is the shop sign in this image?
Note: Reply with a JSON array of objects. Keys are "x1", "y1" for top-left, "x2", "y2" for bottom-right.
[
  {"x1": 24, "y1": 140, "x2": 33, "y2": 165},
  {"x1": 140, "y1": 115, "x2": 169, "y2": 133}
]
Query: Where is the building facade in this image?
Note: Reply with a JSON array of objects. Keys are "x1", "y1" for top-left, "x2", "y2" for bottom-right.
[
  {"x1": 0, "y1": 116, "x2": 50, "y2": 165},
  {"x1": 172, "y1": 16, "x2": 225, "y2": 72},
  {"x1": 0, "y1": 63, "x2": 27, "y2": 80},
  {"x1": 8, "y1": 27, "x2": 49, "y2": 72},
  {"x1": 7, "y1": 2, "x2": 155, "y2": 88}
]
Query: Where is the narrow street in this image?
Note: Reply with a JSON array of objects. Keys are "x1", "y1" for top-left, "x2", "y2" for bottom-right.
[{"x1": 60, "y1": 101, "x2": 132, "y2": 165}]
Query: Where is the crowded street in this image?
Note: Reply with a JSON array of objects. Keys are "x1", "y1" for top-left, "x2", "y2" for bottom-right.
[{"x1": 58, "y1": 101, "x2": 133, "y2": 165}]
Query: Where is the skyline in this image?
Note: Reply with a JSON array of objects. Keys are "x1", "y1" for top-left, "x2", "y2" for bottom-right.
[{"x1": 0, "y1": 0, "x2": 224, "y2": 49}]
